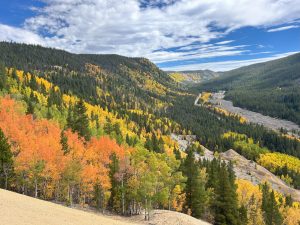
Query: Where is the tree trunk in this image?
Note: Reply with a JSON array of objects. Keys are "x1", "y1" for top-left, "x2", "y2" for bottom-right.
[
  {"x1": 144, "y1": 198, "x2": 147, "y2": 221},
  {"x1": 70, "y1": 186, "x2": 73, "y2": 206},
  {"x1": 34, "y1": 177, "x2": 38, "y2": 198},
  {"x1": 121, "y1": 174, "x2": 125, "y2": 215},
  {"x1": 102, "y1": 191, "x2": 105, "y2": 214},
  {"x1": 148, "y1": 199, "x2": 151, "y2": 221},
  {"x1": 4, "y1": 170, "x2": 8, "y2": 190}
]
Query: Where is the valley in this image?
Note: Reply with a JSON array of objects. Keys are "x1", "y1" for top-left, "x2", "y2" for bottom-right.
[
  {"x1": 0, "y1": 42, "x2": 299, "y2": 225},
  {"x1": 195, "y1": 91, "x2": 300, "y2": 138},
  {"x1": 0, "y1": 1, "x2": 300, "y2": 224}
]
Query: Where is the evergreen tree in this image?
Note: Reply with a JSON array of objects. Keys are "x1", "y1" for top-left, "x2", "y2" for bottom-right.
[
  {"x1": 0, "y1": 63, "x2": 7, "y2": 90},
  {"x1": 262, "y1": 183, "x2": 283, "y2": 225},
  {"x1": 191, "y1": 168, "x2": 208, "y2": 218},
  {"x1": 207, "y1": 158, "x2": 219, "y2": 190},
  {"x1": 26, "y1": 92, "x2": 36, "y2": 115},
  {"x1": 182, "y1": 148, "x2": 197, "y2": 212},
  {"x1": 285, "y1": 195, "x2": 292, "y2": 207},
  {"x1": 0, "y1": 128, "x2": 13, "y2": 189},
  {"x1": 70, "y1": 99, "x2": 91, "y2": 141},
  {"x1": 214, "y1": 162, "x2": 239, "y2": 225},
  {"x1": 239, "y1": 205, "x2": 248, "y2": 225},
  {"x1": 60, "y1": 130, "x2": 69, "y2": 155},
  {"x1": 104, "y1": 118, "x2": 113, "y2": 135},
  {"x1": 108, "y1": 153, "x2": 120, "y2": 211},
  {"x1": 144, "y1": 136, "x2": 153, "y2": 151},
  {"x1": 66, "y1": 104, "x2": 74, "y2": 128}
]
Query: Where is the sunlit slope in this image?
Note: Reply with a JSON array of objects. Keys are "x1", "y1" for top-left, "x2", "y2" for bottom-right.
[{"x1": 0, "y1": 189, "x2": 211, "y2": 225}]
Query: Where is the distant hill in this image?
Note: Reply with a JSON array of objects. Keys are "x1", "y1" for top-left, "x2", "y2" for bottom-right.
[
  {"x1": 168, "y1": 70, "x2": 220, "y2": 84},
  {"x1": 197, "y1": 53, "x2": 300, "y2": 125},
  {"x1": 0, "y1": 42, "x2": 180, "y2": 114}
]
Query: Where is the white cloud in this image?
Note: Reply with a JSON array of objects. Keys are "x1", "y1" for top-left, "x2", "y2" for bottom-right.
[
  {"x1": 267, "y1": 25, "x2": 299, "y2": 32},
  {"x1": 162, "y1": 52, "x2": 299, "y2": 71},
  {"x1": 0, "y1": 24, "x2": 44, "y2": 45},
  {"x1": 215, "y1": 40, "x2": 234, "y2": 45},
  {"x1": 0, "y1": 0, "x2": 299, "y2": 64},
  {"x1": 149, "y1": 44, "x2": 249, "y2": 63}
]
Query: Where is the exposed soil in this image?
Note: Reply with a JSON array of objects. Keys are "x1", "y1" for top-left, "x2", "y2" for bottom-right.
[{"x1": 0, "y1": 189, "x2": 211, "y2": 225}]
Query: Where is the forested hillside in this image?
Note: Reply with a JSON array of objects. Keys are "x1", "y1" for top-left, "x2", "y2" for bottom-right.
[
  {"x1": 196, "y1": 53, "x2": 300, "y2": 125},
  {"x1": 0, "y1": 42, "x2": 300, "y2": 225},
  {"x1": 168, "y1": 70, "x2": 220, "y2": 84}
]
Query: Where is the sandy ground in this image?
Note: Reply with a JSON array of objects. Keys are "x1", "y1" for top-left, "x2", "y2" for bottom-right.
[
  {"x1": 0, "y1": 189, "x2": 211, "y2": 225},
  {"x1": 140, "y1": 210, "x2": 211, "y2": 225},
  {"x1": 0, "y1": 189, "x2": 138, "y2": 225}
]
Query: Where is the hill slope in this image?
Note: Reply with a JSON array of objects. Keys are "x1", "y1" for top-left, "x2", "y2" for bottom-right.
[
  {"x1": 0, "y1": 41, "x2": 180, "y2": 114},
  {"x1": 0, "y1": 189, "x2": 210, "y2": 225},
  {"x1": 197, "y1": 53, "x2": 300, "y2": 125},
  {"x1": 0, "y1": 189, "x2": 137, "y2": 225},
  {"x1": 168, "y1": 70, "x2": 219, "y2": 84},
  {"x1": 200, "y1": 148, "x2": 300, "y2": 201}
]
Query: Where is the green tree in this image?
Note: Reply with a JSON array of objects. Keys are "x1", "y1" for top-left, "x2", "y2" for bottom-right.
[
  {"x1": 191, "y1": 168, "x2": 209, "y2": 218},
  {"x1": 239, "y1": 204, "x2": 248, "y2": 225},
  {"x1": 60, "y1": 130, "x2": 69, "y2": 155},
  {"x1": 0, "y1": 128, "x2": 13, "y2": 189},
  {"x1": 182, "y1": 148, "x2": 197, "y2": 212},
  {"x1": 108, "y1": 153, "x2": 120, "y2": 211},
  {"x1": 68, "y1": 99, "x2": 91, "y2": 141},
  {"x1": 0, "y1": 63, "x2": 7, "y2": 90},
  {"x1": 262, "y1": 183, "x2": 283, "y2": 225},
  {"x1": 214, "y1": 162, "x2": 239, "y2": 225}
]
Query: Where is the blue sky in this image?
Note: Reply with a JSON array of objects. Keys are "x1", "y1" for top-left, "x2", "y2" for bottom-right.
[{"x1": 0, "y1": 0, "x2": 299, "y2": 71}]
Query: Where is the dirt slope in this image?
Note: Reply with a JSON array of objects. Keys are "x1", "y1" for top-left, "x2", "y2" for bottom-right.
[
  {"x1": 0, "y1": 189, "x2": 138, "y2": 225},
  {"x1": 220, "y1": 149, "x2": 300, "y2": 201},
  {"x1": 0, "y1": 189, "x2": 211, "y2": 225},
  {"x1": 149, "y1": 210, "x2": 211, "y2": 225}
]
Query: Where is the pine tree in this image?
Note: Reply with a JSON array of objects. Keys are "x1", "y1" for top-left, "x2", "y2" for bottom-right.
[
  {"x1": 262, "y1": 183, "x2": 283, "y2": 225},
  {"x1": 285, "y1": 195, "x2": 292, "y2": 207},
  {"x1": 26, "y1": 92, "x2": 36, "y2": 115},
  {"x1": 182, "y1": 148, "x2": 197, "y2": 213},
  {"x1": 239, "y1": 204, "x2": 248, "y2": 225},
  {"x1": 70, "y1": 99, "x2": 91, "y2": 141},
  {"x1": 144, "y1": 136, "x2": 153, "y2": 151},
  {"x1": 66, "y1": 104, "x2": 74, "y2": 128},
  {"x1": 207, "y1": 158, "x2": 219, "y2": 190},
  {"x1": 0, "y1": 63, "x2": 7, "y2": 90},
  {"x1": 191, "y1": 168, "x2": 208, "y2": 218},
  {"x1": 214, "y1": 162, "x2": 239, "y2": 225},
  {"x1": 60, "y1": 130, "x2": 69, "y2": 155},
  {"x1": 0, "y1": 128, "x2": 13, "y2": 189},
  {"x1": 108, "y1": 153, "x2": 120, "y2": 211}
]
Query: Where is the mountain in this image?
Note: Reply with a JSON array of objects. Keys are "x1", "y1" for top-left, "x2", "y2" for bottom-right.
[
  {"x1": 168, "y1": 70, "x2": 220, "y2": 84},
  {"x1": 0, "y1": 42, "x2": 300, "y2": 224},
  {"x1": 0, "y1": 42, "x2": 180, "y2": 114},
  {"x1": 196, "y1": 52, "x2": 300, "y2": 125}
]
